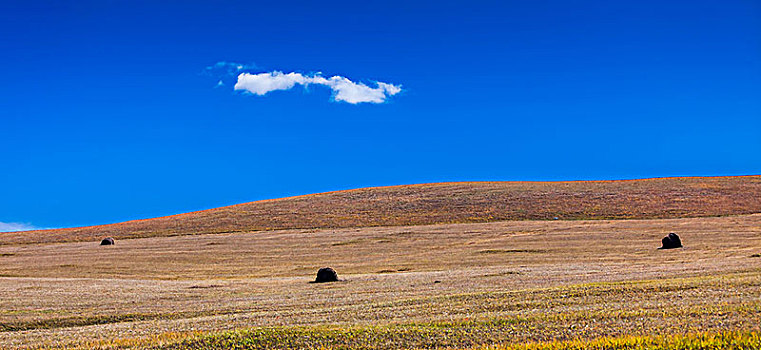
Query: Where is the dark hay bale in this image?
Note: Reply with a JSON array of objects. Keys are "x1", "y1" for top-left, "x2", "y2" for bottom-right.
[
  {"x1": 659, "y1": 232, "x2": 682, "y2": 249},
  {"x1": 314, "y1": 267, "x2": 338, "y2": 283},
  {"x1": 100, "y1": 237, "x2": 115, "y2": 246}
]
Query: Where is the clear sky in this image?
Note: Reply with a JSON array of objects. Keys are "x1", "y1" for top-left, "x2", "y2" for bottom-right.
[{"x1": 1, "y1": 0, "x2": 759, "y2": 231}]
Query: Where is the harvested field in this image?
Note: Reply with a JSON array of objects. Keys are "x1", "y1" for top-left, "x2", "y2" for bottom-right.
[
  {"x1": 1, "y1": 213, "x2": 759, "y2": 349},
  {"x1": 2, "y1": 176, "x2": 760, "y2": 244}
]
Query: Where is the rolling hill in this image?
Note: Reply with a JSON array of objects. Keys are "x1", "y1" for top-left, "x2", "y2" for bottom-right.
[
  {"x1": 2, "y1": 175, "x2": 760, "y2": 245},
  {"x1": 1, "y1": 176, "x2": 761, "y2": 349}
]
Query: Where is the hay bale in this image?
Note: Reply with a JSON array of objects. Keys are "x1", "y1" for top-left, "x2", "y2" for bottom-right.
[
  {"x1": 314, "y1": 267, "x2": 338, "y2": 283},
  {"x1": 100, "y1": 237, "x2": 115, "y2": 246},
  {"x1": 659, "y1": 232, "x2": 682, "y2": 249}
]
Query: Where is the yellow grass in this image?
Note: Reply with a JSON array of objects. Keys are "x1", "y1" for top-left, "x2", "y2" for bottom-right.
[{"x1": 1, "y1": 212, "x2": 760, "y2": 349}]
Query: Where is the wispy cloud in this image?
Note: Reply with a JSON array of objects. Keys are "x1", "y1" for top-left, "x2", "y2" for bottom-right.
[
  {"x1": 234, "y1": 71, "x2": 402, "y2": 104},
  {"x1": 204, "y1": 61, "x2": 258, "y2": 76},
  {"x1": 0, "y1": 221, "x2": 39, "y2": 232},
  {"x1": 205, "y1": 62, "x2": 402, "y2": 104}
]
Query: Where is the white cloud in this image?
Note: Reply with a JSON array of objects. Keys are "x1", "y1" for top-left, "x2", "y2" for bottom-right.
[
  {"x1": 234, "y1": 71, "x2": 402, "y2": 104},
  {"x1": 234, "y1": 71, "x2": 309, "y2": 95},
  {"x1": 0, "y1": 221, "x2": 39, "y2": 232}
]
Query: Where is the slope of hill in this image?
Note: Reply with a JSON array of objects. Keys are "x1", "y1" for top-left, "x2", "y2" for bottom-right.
[{"x1": 2, "y1": 176, "x2": 760, "y2": 244}]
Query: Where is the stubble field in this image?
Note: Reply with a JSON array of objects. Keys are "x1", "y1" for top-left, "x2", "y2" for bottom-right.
[
  {"x1": 3, "y1": 176, "x2": 760, "y2": 245},
  {"x1": 1, "y1": 212, "x2": 760, "y2": 349}
]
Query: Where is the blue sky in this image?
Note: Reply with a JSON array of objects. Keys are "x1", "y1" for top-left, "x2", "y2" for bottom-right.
[{"x1": 1, "y1": 0, "x2": 759, "y2": 231}]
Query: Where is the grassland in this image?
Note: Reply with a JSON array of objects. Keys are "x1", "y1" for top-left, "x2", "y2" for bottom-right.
[
  {"x1": 173, "y1": 331, "x2": 761, "y2": 350},
  {"x1": 2, "y1": 176, "x2": 760, "y2": 245},
  {"x1": 1, "y1": 207, "x2": 760, "y2": 349}
]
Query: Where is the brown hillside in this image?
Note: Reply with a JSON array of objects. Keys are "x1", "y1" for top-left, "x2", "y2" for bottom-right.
[{"x1": 2, "y1": 176, "x2": 760, "y2": 245}]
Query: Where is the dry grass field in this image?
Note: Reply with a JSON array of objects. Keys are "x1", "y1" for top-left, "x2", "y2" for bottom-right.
[
  {"x1": 1, "y1": 177, "x2": 760, "y2": 349},
  {"x1": 2, "y1": 176, "x2": 760, "y2": 245}
]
